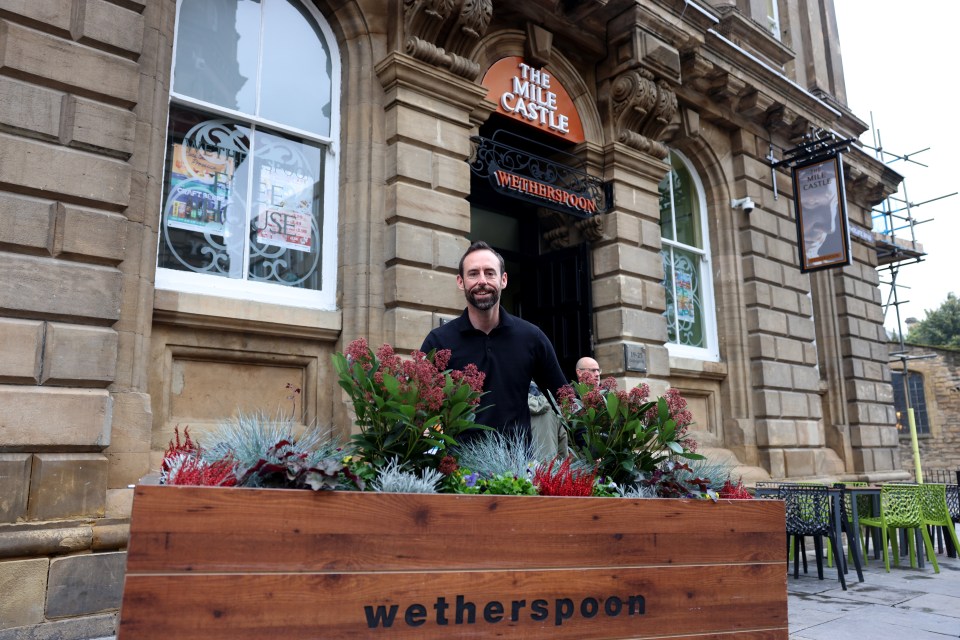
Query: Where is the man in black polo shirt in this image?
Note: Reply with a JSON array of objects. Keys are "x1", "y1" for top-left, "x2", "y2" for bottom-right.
[{"x1": 421, "y1": 241, "x2": 567, "y2": 443}]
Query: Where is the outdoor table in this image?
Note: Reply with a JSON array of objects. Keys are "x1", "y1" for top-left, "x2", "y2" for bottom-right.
[{"x1": 755, "y1": 484, "x2": 866, "y2": 583}]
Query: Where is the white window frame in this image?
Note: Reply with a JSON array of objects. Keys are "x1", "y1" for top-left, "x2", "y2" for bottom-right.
[
  {"x1": 156, "y1": 0, "x2": 341, "y2": 311},
  {"x1": 765, "y1": 0, "x2": 781, "y2": 40},
  {"x1": 660, "y1": 150, "x2": 720, "y2": 362}
]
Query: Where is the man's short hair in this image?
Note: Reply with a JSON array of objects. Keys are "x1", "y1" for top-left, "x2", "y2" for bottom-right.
[{"x1": 458, "y1": 240, "x2": 506, "y2": 278}]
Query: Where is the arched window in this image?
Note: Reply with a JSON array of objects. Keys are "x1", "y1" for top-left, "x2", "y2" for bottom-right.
[
  {"x1": 658, "y1": 151, "x2": 719, "y2": 360},
  {"x1": 156, "y1": 0, "x2": 340, "y2": 309},
  {"x1": 891, "y1": 371, "x2": 930, "y2": 436}
]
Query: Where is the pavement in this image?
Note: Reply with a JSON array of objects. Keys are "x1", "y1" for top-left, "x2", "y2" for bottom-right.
[{"x1": 787, "y1": 544, "x2": 960, "y2": 639}]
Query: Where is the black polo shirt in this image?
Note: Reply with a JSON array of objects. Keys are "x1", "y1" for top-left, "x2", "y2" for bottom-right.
[{"x1": 421, "y1": 309, "x2": 568, "y2": 437}]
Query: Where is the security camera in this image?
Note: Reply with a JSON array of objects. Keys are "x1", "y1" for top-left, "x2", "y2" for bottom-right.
[{"x1": 731, "y1": 197, "x2": 755, "y2": 214}]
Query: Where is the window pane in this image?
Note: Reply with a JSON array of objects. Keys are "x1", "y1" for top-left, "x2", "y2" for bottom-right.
[
  {"x1": 892, "y1": 372, "x2": 930, "y2": 435},
  {"x1": 159, "y1": 106, "x2": 251, "y2": 278},
  {"x1": 658, "y1": 169, "x2": 675, "y2": 242},
  {"x1": 671, "y1": 161, "x2": 701, "y2": 248},
  {"x1": 260, "y1": 0, "x2": 332, "y2": 137},
  {"x1": 173, "y1": 0, "x2": 260, "y2": 113},
  {"x1": 662, "y1": 247, "x2": 706, "y2": 348},
  {"x1": 249, "y1": 128, "x2": 324, "y2": 289}
]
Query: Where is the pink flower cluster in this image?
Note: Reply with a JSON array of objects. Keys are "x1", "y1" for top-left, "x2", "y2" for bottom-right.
[
  {"x1": 557, "y1": 378, "x2": 651, "y2": 416},
  {"x1": 346, "y1": 338, "x2": 486, "y2": 416}
]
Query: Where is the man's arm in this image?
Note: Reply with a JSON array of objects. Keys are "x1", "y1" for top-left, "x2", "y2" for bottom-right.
[{"x1": 420, "y1": 330, "x2": 440, "y2": 354}]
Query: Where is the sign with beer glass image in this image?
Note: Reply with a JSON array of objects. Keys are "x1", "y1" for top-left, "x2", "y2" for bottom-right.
[{"x1": 793, "y1": 155, "x2": 851, "y2": 272}]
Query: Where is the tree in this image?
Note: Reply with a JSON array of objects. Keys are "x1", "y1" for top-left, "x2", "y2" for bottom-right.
[{"x1": 905, "y1": 292, "x2": 960, "y2": 348}]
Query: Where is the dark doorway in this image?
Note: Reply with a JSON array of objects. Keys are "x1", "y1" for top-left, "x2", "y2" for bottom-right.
[{"x1": 468, "y1": 116, "x2": 593, "y2": 382}]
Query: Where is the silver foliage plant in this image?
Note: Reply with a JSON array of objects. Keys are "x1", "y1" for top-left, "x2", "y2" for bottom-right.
[
  {"x1": 198, "y1": 410, "x2": 345, "y2": 487},
  {"x1": 371, "y1": 458, "x2": 443, "y2": 493},
  {"x1": 454, "y1": 430, "x2": 535, "y2": 479},
  {"x1": 616, "y1": 483, "x2": 658, "y2": 498}
]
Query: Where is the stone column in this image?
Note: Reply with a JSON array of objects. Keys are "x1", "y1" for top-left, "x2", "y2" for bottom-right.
[{"x1": 374, "y1": 52, "x2": 489, "y2": 351}]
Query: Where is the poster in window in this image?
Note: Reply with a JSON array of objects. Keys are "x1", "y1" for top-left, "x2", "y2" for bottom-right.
[
  {"x1": 255, "y1": 164, "x2": 314, "y2": 253},
  {"x1": 166, "y1": 144, "x2": 232, "y2": 236},
  {"x1": 676, "y1": 269, "x2": 695, "y2": 323},
  {"x1": 793, "y1": 155, "x2": 851, "y2": 272}
]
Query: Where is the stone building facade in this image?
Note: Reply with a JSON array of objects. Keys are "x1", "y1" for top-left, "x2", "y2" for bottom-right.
[
  {"x1": 0, "y1": 0, "x2": 908, "y2": 635},
  {"x1": 892, "y1": 344, "x2": 960, "y2": 478}
]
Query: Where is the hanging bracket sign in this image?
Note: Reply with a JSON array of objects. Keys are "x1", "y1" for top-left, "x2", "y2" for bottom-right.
[
  {"x1": 771, "y1": 130, "x2": 854, "y2": 272},
  {"x1": 792, "y1": 154, "x2": 851, "y2": 272},
  {"x1": 469, "y1": 133, "x2": 612, "y2": 219}
]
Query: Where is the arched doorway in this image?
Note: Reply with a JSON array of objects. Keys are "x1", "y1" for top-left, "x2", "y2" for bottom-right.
[{"x1": 468, "y1": 114, "x2": 594, "y2": 381}]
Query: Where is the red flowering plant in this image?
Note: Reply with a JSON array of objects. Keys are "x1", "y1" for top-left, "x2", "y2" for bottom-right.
[
  {"x1": 555, "y1": 379, "x2": 702, "y2": 486},
  {"x1": 333, "y1": 338, "x2": 488, "y2": 474},
  {"x1": 534, "y1": 457, "x2": 597, "y2": 497},
  {"x1": 160, "y1": 427, "x2": 237, "y2": 487}
]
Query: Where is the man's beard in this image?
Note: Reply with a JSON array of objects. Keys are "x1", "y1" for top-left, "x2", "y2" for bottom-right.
[{"x1": 466, "y1": 284, "x2": 500, "y2": 310}]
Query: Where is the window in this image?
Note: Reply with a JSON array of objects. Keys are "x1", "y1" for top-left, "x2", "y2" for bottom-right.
[
  {"x1": 659, "y1": 151, "x2": 718, "y2": 361},
  {"x1": 891, "y1": 371, "x2": 930, "y2": 436},
  {"x1": 765, "y1": 0, "x2": 781, "y2": 40},
  {"x1": 157, "y1": 0, "x2": 340, "y2": 309}
]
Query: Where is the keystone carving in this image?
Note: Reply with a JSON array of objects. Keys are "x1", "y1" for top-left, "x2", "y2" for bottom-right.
[
  {"x1": 403, "y1": 0, "x2": 492, "y2": 79},
  {"x1": 609, "y1": 68, "x2": 676, "y2": 157}
]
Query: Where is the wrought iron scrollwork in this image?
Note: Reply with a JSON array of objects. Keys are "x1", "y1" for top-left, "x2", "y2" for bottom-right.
[
  {"x1": 160, "y1": 117, "x2": 321, "y2": 288},
  {"x1": 468, "y1": 134, "x2": 612, "y2": 218}
]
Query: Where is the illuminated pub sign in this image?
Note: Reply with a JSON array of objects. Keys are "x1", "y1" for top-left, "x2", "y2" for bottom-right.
[
  {"x1": 792, "y1": 154, "x2": 851, "y2": 272},
  {"x1": 482, "y1": 56, "x2": 585, "y2": 143}
]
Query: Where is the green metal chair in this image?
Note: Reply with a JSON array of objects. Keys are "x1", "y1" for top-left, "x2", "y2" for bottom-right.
[
  {"x1": 858, "y1": 484, "x2": 939, "y2": 574},
  {"x1": 917, "y1": 483, "x2": 960, "y2": 558}
]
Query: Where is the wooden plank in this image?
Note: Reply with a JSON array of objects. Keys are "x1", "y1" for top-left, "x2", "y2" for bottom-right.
[
  {"x1": 126, "y1": 486, "x2": 786, "y2": 572},
  {"x1": 119, "y1": 486, "x2": 788, "y2": 640},
  {"x1": 119, "y1": 564, "x2": 787, "y2": 640}
]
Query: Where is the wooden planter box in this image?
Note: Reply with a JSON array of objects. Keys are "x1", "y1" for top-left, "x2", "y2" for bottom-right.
[{"x1": 118, "y1": 485, "x2": 787, "y2": 639}]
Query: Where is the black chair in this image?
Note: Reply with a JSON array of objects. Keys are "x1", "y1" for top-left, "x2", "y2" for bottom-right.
[
  {"x1": 943, "y1": 484, "x2": 960, "y2": 557},
  {"x1": 779, "y1": 484, "x2": 846, "y2": 590}
]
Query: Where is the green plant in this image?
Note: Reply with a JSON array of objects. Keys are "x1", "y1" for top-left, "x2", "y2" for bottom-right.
[
  {"x1": 556, "y1": 380, "x2": 702, "y2": 486},
  {"x1": 333, "y1": 339, "x2": 488, "y2": 472},
  {"x1": 460, "y1": 470, "x2": 538, "y2": 495}
]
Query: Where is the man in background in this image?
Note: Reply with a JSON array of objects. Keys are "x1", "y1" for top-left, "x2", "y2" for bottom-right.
[{"x1": 575, "y1": 356, "x2": 601, "y2": 386}]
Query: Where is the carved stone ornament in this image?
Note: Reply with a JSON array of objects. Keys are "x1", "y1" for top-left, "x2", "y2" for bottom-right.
[
  {"x1": 610, "y1": 68, "x2": 676, "y2": 158},
  {"x1": 403, "y1": 0, "x2": 492, "y2": 79}
]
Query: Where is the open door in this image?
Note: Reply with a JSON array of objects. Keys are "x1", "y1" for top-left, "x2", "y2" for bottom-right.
[{"x1": 529, "y1": 243, "x2": 592, "y2": 382}]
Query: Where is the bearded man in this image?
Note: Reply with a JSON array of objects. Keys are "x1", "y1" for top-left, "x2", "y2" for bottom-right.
[{"x1": 420, "y1": 240, "x2": 567, "y2": 442}]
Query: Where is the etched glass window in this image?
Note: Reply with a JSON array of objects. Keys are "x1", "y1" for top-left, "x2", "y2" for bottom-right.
[
  {"x1": 891, "y1": 371, "x2": 930, "y2": 436},
  {"x1": 659, "y1": 151, "x2": 718, "y2": 360},
  {"x1": 158, "y1": 0, "x2": 339, "y2": 309}
]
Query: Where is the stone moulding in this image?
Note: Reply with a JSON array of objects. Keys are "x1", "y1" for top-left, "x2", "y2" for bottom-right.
[
  {"x1": 118, "y1": 485, "x2": 788, "y2": 639},
  {"x1": 403, "y1": 0, "x2": 492, "y2": 79}
]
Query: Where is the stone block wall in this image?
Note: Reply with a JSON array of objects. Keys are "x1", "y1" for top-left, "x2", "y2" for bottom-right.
[{"x1": 0, "y1": 0, "x2": 156, "y2": 635}]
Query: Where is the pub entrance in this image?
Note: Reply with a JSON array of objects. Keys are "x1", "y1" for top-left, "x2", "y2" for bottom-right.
[{"x1": 468, "y1": 119, "x2": 593, "y2": 382}]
